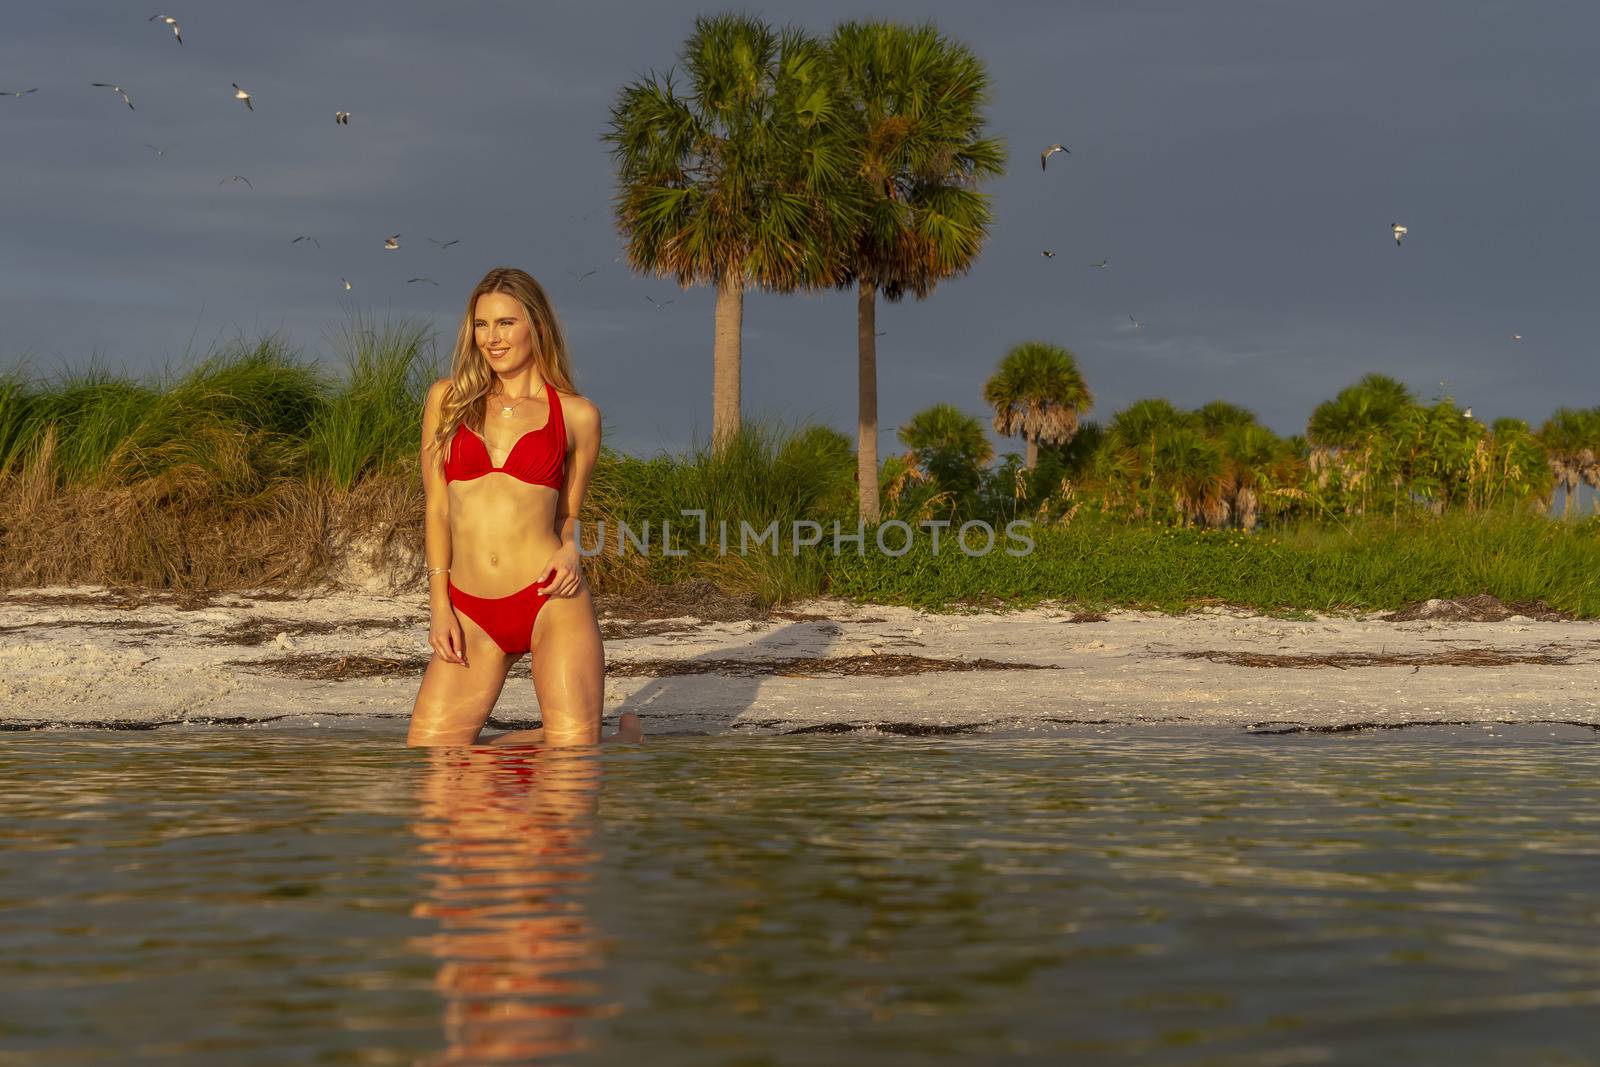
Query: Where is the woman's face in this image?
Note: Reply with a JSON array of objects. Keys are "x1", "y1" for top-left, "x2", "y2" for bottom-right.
[{"x1": 473, "y1": 292, "x2": 537, "y2": 375}]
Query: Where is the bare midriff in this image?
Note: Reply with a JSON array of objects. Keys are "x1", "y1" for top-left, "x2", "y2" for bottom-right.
[{"x1": 447, "y1": 476, "x2": 562, "y2": 596}]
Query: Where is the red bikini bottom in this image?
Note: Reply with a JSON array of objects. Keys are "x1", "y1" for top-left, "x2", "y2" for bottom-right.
[{"x1": 448, "y1": 574, "x2": 555, "y2": 655}]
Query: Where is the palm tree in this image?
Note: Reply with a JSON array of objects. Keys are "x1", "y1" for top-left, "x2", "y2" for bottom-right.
[
  {"x1": 827, "y1": 19, "x2": 1006, "y2": 523},
  {"x1": 897, "y1": 402, "x2": 992, "y2": 517},
  {"x1": 1307, "y1": 373, "x2": 1415, "y2": 449},
  {"x1": 1151, "y1": 426, "x2": 1225, "y2": 526},
  {"x1": 982, "y1": 341, "x2": 1093, "y2": 472},
  {"x1": 604, "y1": 15, "x2": 859, "y2": 450},
  {"x1": 1538, "y1": 407, "x2": 1600, "y2": 517},
  {"x1": 1107, "y1": 398, "x2": 1192, "y2": 522}
]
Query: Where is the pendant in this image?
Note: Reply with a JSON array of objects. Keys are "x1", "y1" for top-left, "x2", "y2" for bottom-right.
[{"x1": 500, "y1": 405, "x2": 514, "y2": 418}]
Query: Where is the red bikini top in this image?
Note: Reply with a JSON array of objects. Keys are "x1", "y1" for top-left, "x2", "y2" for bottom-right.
[{"x1": 443, "y1": 382, "x2": 566, "y2": 490}]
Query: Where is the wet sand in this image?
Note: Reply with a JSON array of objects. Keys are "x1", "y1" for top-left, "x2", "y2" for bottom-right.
[{"x1": 2, "y1": 585, "x2": 1597, "y2": 735}]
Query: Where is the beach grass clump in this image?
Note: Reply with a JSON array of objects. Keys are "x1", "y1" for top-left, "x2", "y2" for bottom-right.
[
  {"x1": 823, "y1": 507, "x2": 1600, "y2": 616},
  {"x1": 306, "y1": 314, "x2": 438, "y2": 489},
  {"x1": 581, "y1": 419, "x2": 858, "y2": 608}
]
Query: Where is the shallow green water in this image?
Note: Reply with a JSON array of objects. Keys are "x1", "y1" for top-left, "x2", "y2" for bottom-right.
[{"x1": 2, "y1": 727, "x2": 1598, "y2": 1065}]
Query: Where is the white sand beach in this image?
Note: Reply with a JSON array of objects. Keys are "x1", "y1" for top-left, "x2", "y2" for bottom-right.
[{"x1": 2, "y1": 584, "x2": 1596, "y2": 736}]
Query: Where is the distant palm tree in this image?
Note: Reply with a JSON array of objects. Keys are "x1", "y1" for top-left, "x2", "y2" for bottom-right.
[
  {"x1": 1307, "y1": 373, "x2": 1415, "y2": 450},
  {"x1": 1107, "y1": 398, "x2": 1193, "y2": 522},
  {"x1": 1215, "y1": 421, "x2": 1289, "y2": 530},
  {"x1": 1151, "y1": 426, "x2": 1225, "y2": 526},
  {"x1": 827, "y1": 19, "x2": 1006, "y2": 523},
  {"x1": 1538, "y1": 407, "x2": 1600, "y2": 517},
  {"x1": 898, "y1": 402, "x2": 992, "y2": 516},
  {"x1": 983, "y1": 341, "x2": 1093, "y2": 472},
  {"x1": 604, "y1": 14, "x2": 859, "y2": 450}
]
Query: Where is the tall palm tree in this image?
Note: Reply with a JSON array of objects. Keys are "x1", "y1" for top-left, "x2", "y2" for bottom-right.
[
  {"x1": 827, "y1": 19, "x2": 1006, "y2": 523},
  {"x1": 982, "y1": 341, "x2": 1093, "y2": 472},
  {"x1": 604, "y1": 15, "x2": 859, "y2": 450}
]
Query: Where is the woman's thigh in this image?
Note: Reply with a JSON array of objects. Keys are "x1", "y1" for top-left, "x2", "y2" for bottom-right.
[
  {"x1": 528, "y1": 585, "x2": 605, "y2": 745},
  {"x1": 408, "y1": 608, "x2": 514, "y2": 746}
]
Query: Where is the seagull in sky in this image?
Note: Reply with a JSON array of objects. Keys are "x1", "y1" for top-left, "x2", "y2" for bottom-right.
[
  {"x1": 3, "y1": 88, "x2": 39, "y2": 97},
  {"x1": 566, "y1": 268, "x2": 597, "y2": 281},
  {"x1": 428, "y1": 237, "x2": 459, "y2": 250},
  {"x1": 645, "y1": 294, "x2": 675, "y2": 309},
  {"x1": 383, "y1": 234, "x2": 401, "y2": 250},
  {"x1": 1511, "y1": 333, "x2": 1522, "y2": 342},
  {"x1": 218, "y1": 175, "x2": 253, "y2": 189},
  {"x1": 407, "y1": 277, "x2": 439, "y2": 286},
  {"x1": 1090, "y1": 258, "x2": 1109, "y2": 269},
  {"x1": 1463, "y1": 407, "x2": 1473, "y2": 419},
  {"x1": 1128, "y1": 315, "x2": 1143, "y2": 330},
  {"x1": 1391, "y1": 222, "x2": 1407, "y2": 246},
  {"x1": 1040, "y1": 250, "x2": 1055, "y2": 258},
  {"x1": 231, "y1": 82, "x2": 253, "y2": 111},
  {"x1": 144, "y1": 142, "x2": 173, "y2": 156},
  {"x1": 148, "y1": 14, "x2": 182, "y2": 45},
  {"x1": 291, "y1": 235, "x2": 320, "y2": 248},
  {"x1": 92, "y1": 83, "x2": 135, "y2": 110},
  {"x1": 1040, "y1": 143, "x2": 1069, "y2": 171},
  {"x1": 339, "y1": 277, "x2": 352, "y2": 290},
  {"x1": 335, "y1": 111, "x2": 350, "y2": 124}
]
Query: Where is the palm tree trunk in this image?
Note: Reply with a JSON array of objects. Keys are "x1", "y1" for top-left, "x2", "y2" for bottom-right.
[
  {"x1": 857, "y1": 280, "x2": 880, "y2": 525},
  {"x1": 1025, "y1": 434, "x2": 1038, "y2": 471},
  {"x1": 712, "y1": 268, "x2": 744, "y2": 451}
]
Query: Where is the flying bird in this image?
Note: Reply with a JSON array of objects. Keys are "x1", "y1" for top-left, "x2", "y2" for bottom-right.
[
  {"x1": 231, "y1": 82, "x2": 253, "y2": 111},
  {"x1": 428, "y1": 237, "x2": 460, "y2": 250},
  {"x1": 3, "y1": 88, "x2": 39, "y2": 97},
  {"x1": 218, "y1": 175, "x2": 253, "y2": 189},
  {"x1": 566, "y1": 268, "x2": 597, "y2": 281},
  {"x1": 1040, "y1": 143, "x2": 1069, "y2": 171},
  {"x1": 1090, "y1": 258, "x2": 1109, "y2": 270},
  {"x1": 335, "y1": 111, "x2": 350, "y2": 124},
  {"x1": 339, "y1": 277, "x2": 352, "y2": 290},
  {"x1": 1040, "y1": 250, "x2": 1056, "y2": 258},
  {"x1": 91, "y1": 83, "x2": 135, "y2": 111},
  {"x1": 1511, "y1": 333, "x2": 1522, "y2": 342},
  {"x1": 1128, "y1": 315, "x2": 1143, "y2": 330},
  {"x1": 383, "y1": 234, "x2": 401, "y2": 250},
  {"x1": 291, "y1": 235, "x2": 320, "y2": 248},
  {"x1": 407, "y1": 277, "x2": 439, "y2": 286},
  {"x1": 645, "y1": 294, "x2": 675, "y2": 309},
  {"x1": 148, "y1": 14, "x2": 182, "y2": 45},
  {"x1": 144, "y1": 142, "x2": 173, "y2": 156},
  {"x1": 1391, "y1": 222, "x2": 1407, "y2": 246},
  {"x1": 1463, "y1": 407, "x2": 1473, "y2": 419}
]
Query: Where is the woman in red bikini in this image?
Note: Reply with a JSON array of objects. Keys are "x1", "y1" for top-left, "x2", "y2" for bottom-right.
[{"x1": 407, "y1": 267, "x2": 641, "y2": 747}]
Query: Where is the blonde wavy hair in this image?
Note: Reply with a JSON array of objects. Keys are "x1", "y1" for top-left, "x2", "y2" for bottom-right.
[{"x1": 431, "y1": 266, "x2": 578, "y2": 456}]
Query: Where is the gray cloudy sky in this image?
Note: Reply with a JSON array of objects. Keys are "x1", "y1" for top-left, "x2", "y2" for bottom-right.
[{"x1": 4, "y1": 0, "x2": 1596, "y2": 458}]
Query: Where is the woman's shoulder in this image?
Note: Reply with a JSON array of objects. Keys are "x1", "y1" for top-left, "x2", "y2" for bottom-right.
[
  {"x1": 554, "y1": 386, "x2": 598, "y2": 418},
  {"x1": 425, "y1": 377, "x2": 453, "y2": 408}
]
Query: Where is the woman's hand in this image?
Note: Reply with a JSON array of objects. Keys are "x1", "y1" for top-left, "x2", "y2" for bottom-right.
[
  {"x1": 429, "y1": 606, "x2": 468, "y2": 666},
  {"x1": 540, "y1": 542, "x2": 585, "y2": 598}
]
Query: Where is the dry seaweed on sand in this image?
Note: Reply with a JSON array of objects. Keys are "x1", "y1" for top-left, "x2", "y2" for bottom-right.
[
  {"x1": 1179, "y1": 648, "x2": 1574, "y2": 669},
  {"x1": 1383, "y1": 594, "x2": 1575, "y2": 622},
  {"x1": 204, "y1": 616, "x2": 419, "y2": 646},
  {"x1": 606, "y1": 652, "x2": 1060, "y2": 678},
  {"x1": 595, "y1": 578, "x2": 765, "y2": 623},
  {"x1": 226, "y1": 652, "x2": 430, "y2": 679}
]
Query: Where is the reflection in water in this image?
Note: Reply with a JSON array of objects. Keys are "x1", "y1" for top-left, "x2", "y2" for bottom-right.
[{"x1": 410, "y1": 746, "x2": 616, "y2": 1064}]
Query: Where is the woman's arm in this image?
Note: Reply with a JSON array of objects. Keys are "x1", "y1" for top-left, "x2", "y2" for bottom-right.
[
  {"x1": 543, "y1": 394, "x2": 601, "y2": 597},
  {"x1": 421, "y1": 378, "x2": 465, "y2": 663}
]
